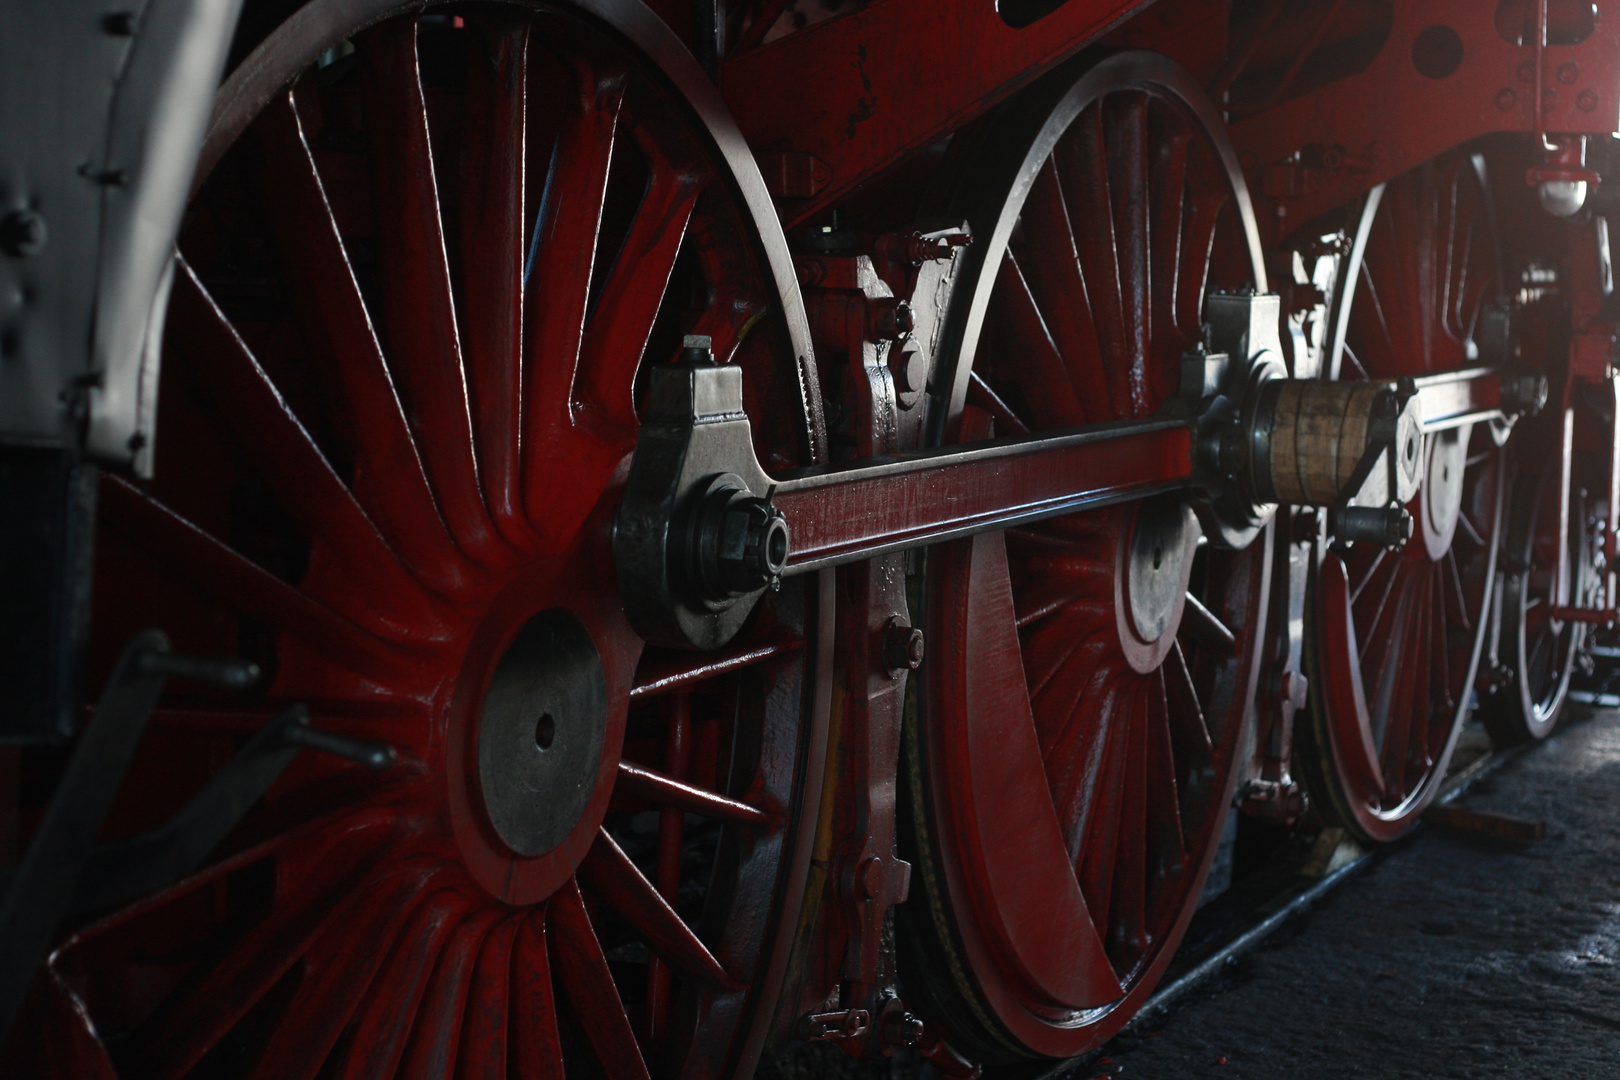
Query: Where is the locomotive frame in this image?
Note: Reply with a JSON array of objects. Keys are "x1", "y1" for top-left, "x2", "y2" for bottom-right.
[{"x1": 3, "y1": 1, "x2": 1619, "y2": 1077}]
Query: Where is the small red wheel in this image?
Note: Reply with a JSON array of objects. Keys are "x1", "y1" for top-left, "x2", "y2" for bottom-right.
[
  {"x1": 1481, "y1": 432, "x2": 1597, "y2": 743},
  {"x1": 898, "y1": 52, "x2": 1271, "y2": 1063},
  {"x1": 21, "y1": 4, "x2": 830, "y2": 1079},
  {"x1": 1299, "y1": 151, "x2": 1505, "y2": 843}
]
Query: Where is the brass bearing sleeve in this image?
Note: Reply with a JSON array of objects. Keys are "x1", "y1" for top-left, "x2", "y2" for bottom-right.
[{"x1": 1258, "y1": 380, "x2": 1385, "y2": 505}]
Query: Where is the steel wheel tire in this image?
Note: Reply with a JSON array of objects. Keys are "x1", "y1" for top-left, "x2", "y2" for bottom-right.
[
  {"x1": 1299, "y1": 152, "x2": 1505, "y2": 844},
  {"x1": 19, "y1": 4, "x2": 832, "y2": 1079},
  {"x1": 897, "y1": 51, "x2": 1272, "y2": 1064},
  {"x1": 1481, "y1": 442, "x2": 1595, "y2": 743}
]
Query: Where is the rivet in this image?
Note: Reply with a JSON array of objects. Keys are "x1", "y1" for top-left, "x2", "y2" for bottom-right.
[
  {"x1": 1495, "y1": 87, "x2": 1518, "y2": 111},
  {"x1": 1557, "y1": 62, "x2": 1579, "y2": 85},
  {"x1": 1579, "y1": 89, "x2": 1599, "y2": 112}
]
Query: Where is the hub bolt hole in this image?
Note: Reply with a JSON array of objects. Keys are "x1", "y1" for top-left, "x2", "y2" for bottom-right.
[{"x1": 535, "y1": 712, "x2": 556, "y2": 751}]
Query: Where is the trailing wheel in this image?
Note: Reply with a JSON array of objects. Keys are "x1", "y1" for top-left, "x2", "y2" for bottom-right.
[
  {"x1": 1481, "y1": 440, "x2": 1598, "y2": 743},
  {"x1": 20, "y1": 4, "x2": 830, "y2": 1078},
  {"x1": 1300, "y1": 152, "x2": 1505, "y2": 843},
  {"x1": 898, "y1": 52, "x2": 1272, "y2": 1063}
]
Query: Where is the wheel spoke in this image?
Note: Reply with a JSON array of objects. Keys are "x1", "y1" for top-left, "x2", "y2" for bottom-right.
[
  {"x1": 1178, "y1": 591, "x2": 1236, "y2": 656},
  {"x1": 1377, "y1": 590, "x2": 1424, "y2": 797},
  {"x1": 140, "y1": 847, "x2": 421, "y2": 1079},
  {"x1": 614, "y1": 761, "x2": 772, "y2": 827},
  {"x1": 523, "y1": 57, "x2": 627, "y2": 525},
  {"x1": 577, "y1": 164, "x2": 701, "y2": 433},
  {"x1": 335, "y1": 889, "x2": 475, "y2": 1080},
  {"x1": 1163, "y1": 640, "x2": 1213, "y2": 769},
  {"x1": 1038, "y1": 653, "x2": 1122, "y2": 858},
  {"x1": 396, "y1": 910, "x2": 500, "y2": 1080},
  {"x1": 167, "y1": 262, "x2": 444, "y2": 638},
  {"x1": 1054, "y1": 108, "x2": 1133, "y2": 419},
  {"x1": 547, "y1": 877, "x2": 652, "y2": 1080},
  {"x1": 100, "y1": 477, "x2": 412, "y2": 682},
  {"x1": 454, "y1": 915, "x2": 519, "y2": 1080},
  {"x1": 459, "y1": 14, "x2": 533, "y2": 544},
  {"x1": 244, "y1": 869, "x2": 431, "y2": 1080},
  {"x1": 362, "y1": 18, "x2": 502, "y2": 564},
  {"x1": 1174, "y1": 149, "x2": 1223, "y2": 334},
  {"x1": 993, "y1": 249, "x2": 1088, "y2": 426},
  {"x1": 1107, "y1": 91, "x2": 1153, "y2": 416},
  {"x1": 257, "y1": 90, "x2": 467, "y2": 597},
  {"x1": 577, "y1": 828, "x2": 731, "y2": 990},
  {"x1": 1024, "y1": 604, "x2": 1111, "y2": 702},
  {"x1": 1107, "y1": 686, "x2": 1150, "y2": 967},
  {"x1": 510, "y1": 911, "x2": 566, "y2": 1079},
  {"x1": 1076, "y1": 693, "x2": 1128, "y2": 937},
  {"x1": 1145, "y1": 669, "x2": 1189, "y2": 867},
  {"x1": 1150, "y1": 114, "x2": 1191, "y2": 367},
  {"x1": 630, "y1": 635, "x2": 802, "y2": 700}
]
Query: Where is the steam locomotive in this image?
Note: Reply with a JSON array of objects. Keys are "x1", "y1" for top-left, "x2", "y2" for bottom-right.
[{"x1": 2, "y1": 1, "x2": 1615, "y2": 1076}]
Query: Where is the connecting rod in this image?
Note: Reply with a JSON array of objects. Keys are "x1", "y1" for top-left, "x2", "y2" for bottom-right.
[{"x1": 615, "y1": 296, "x2": 1524, "y2": 649}]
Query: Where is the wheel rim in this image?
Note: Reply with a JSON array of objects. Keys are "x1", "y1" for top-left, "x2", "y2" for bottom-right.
[
  {"x1": 1486, "y1": 450, "x2": 1590, "y2": 741},
  {"x1": 900, "y1": 52, "x2": 1271, "y2": 1062},
  {"x1": 32, "y1": 5, "x2": 829, "y2": 1078},
  {"x1": 1304, "y1": 152, "x2": 1504, "y2": 842}
]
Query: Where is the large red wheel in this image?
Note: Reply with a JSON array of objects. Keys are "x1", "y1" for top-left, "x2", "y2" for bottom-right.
[
  {"x1": 19, "y1": 5, "x2": 830, "y2": 1079},
  {"x1": 1300, "y1": 152, "x2": 1505, "y2": 843},
  {"x1": 897, "y1": 52, "x2": 1272, "y2": 1063}
]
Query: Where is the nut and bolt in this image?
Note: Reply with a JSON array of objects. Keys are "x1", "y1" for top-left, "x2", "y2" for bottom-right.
[
  {"x1": 1557, "y1": 62, "x2": 1580, "y2": 84},
  {"x1": 0, "y1": 211, "x2": 47, "y2": 258},
  {"x1": 883, "y1": 617, "x2": 925, "y2": 675},
  {"x1": 867, "y1": 297, "x2": 915, "y2": 341},
  {"x1": 717, "y1": 496, "x2": 789, "y2": 595}
]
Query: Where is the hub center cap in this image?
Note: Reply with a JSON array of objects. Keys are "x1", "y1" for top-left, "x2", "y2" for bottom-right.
[
  {"x1": 478, "y1": 609, "x2": 608, "y2": 857},
  {"x1": 1127, "y1": 498, "x2": 1199, "y2": 645},
  {"x1": 1422, "y1": 426, "x2": 1470, "y2": 558}
]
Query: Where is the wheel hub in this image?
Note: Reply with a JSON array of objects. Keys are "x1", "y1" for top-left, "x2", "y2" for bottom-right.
[{"x1": 478, "y1": 609, "x2": 609, "y2": 857}]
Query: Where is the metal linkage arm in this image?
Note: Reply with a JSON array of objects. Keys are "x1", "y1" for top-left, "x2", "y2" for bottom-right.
[{"x1": 772, "y1": 420, "x2": 1193, "y2": 573}]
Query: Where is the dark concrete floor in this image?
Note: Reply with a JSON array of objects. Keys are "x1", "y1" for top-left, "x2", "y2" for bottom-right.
[{"x1": 1083, "y1": 708, "x2": 1620, "y2": 1080}]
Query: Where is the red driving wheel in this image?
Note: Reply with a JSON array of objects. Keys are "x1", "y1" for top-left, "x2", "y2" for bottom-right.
[
  {"x1": 898, "y1": 52, "x2": 1271, "y2": 1063},
  {"x1": 1300, "y1": 152, "x2": 1505, "y2": 843},
  {"x1": 20, "y1": 4, "x2": 831, "y2": 1079}
]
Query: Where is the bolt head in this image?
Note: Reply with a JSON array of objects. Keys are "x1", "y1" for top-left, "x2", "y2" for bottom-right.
[
  {"x1": 883, "y1": 618, "x2": 925, "y2": 674},
  {"x1": 1558, "y1": 62, "x2": 1580, "y2": 85},
  {"x1": 1, "y1": 210, "x2": 46, "y2": 257}
]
